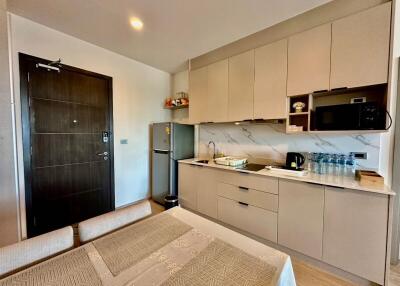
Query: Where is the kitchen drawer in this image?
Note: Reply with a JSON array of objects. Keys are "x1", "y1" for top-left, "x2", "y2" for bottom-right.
[
  {"x1": 219, "y1": 171, "x2": 278, "y2": 194},
  {"x1": 217, "y1": 196, "x2": 277, "y2": 243},
  {"x1": 217, "y1": 182, "x2": 278, "y2": 212}
]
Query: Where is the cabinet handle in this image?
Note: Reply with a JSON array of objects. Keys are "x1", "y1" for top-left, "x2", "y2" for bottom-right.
[
  {"x1": 243, "y1": 119, "x2": 253, "y2": 122},
  {"x1": 306, "y1": 182, "x2": 324, "y2": 187},
  {"x1": 313, "y1": 89, "x2": 328, "y2": 94},
  {"x1": 238, "y1": 171, "x2": 249, "y2": 175},
  {"x1": 238, "y1": 186, "x2": 249, "y2": 191},
  {"x1": 199, "y1": 121, "x2": 214, "y2": 124},
  {"x1": 331, "y1": 87, "x2": 348, "y2": 92},
  {"x1": 238, "y1": 201, "x2": 249, "y2": 206},
  {"x1": 326, "y1": 185, "x2": 345, "y2": 190}
]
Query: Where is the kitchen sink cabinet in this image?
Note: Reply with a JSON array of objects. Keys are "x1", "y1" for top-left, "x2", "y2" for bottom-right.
[
  {"x1": 228, "y1": 50, "x2": 255, "y2": 121},
  {"x1": 278, "y1": 180, "x2": 324, "y2": 259},
  {"x1": 254, "y1": 39, "x2": 287, "y2": 119},
  {"x1": 178, "y1": 163, "x2": 198, "y2": 210},
  {"x1": 323, "y1": 187, "x2": 388, "y2": 285},
  {"x1": 330, "y1": 3, "x2": 391, "y2": 89},
  {"x1": 287, "y1": 24, "x2": 331, "y2": 96},
  {"x1": 196, "y1": 167, "x2": 219, "y2": 218},
  {"x1": 178, "y1": 163, "x2": 219, "y2": 218}
]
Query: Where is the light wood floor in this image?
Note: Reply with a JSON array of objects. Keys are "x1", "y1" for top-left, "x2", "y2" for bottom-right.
[{"x1": 149, "y1": 200, "x2": 400, "y2": 286}]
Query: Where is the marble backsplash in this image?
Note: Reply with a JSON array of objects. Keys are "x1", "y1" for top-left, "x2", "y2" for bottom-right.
[{"x1": 198, "y1": 123, "x2": 381, "y2": 169}]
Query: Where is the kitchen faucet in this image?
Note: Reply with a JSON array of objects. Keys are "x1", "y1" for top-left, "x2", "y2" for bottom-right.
[{"x1": 208, "y1": 141, "x2": 216, "y2": 160}]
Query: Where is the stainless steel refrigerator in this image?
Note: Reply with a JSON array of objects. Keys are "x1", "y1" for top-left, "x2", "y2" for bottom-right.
[{"x1": 152, "y1": 122, "x2": 194, "y2": 205}]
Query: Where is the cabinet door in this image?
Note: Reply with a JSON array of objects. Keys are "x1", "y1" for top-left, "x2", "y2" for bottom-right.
[
  {"x1": 278, "y1": 180, "x2": 324, "y2": 259},
  {"x1": 197, "y1": 168, "x2": 218, "y2": 218},
  {"x1": 189, "y1": 66, "x2": 208, "y2": 124},
  {"x1": 254, "y1": 39, "x2": 287, "y2": 119},
  {"x1": 207, "y1": 59, "x2": 229, "y2": 123},
  {"x1": 178, "y1": 164, "x2": 198, "y2": 210},
  {"x1": 228, "y1": 50, "x2": 255, "y2": 121},
  {"x1": 331, "y1": 3, "x2": 391, "y2": 89},
  {"x1": 287, "y1": 24, "x2": 331, "y2": 96},
  {"x1": 323, "y1": 187, "x2": 388, "y2": 285}
]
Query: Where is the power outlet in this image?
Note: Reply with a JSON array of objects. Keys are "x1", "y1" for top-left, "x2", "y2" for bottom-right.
[{"x1": 351, "y1": 152, "x2": 367, "y2": 160}]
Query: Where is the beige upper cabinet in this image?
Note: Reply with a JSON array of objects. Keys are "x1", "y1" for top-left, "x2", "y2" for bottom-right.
[
  {"x1": 207, "y1": 59, "x2": 229, "y2": 123},
  {"x1": 228, "y1": 50, "x2": 255, "y2": 121},
  {"x1": 330, "y1": 3, "x2": 391, "y2": 89},
  {"x1": 278, "y1": 180, "x2": 324, "y2": 259},
  {"x1": 189, "y1": 66, "x2": 208, "y2": 124},
  {"x1": 323, "y1": 187, "x2": 388, "y2": 285},
  {"x1": 254, "y1": 39, "x2": 288, "y2": 119},
  {"x1": 287, "y1": 24, "x2": 331, "y2": 96}
]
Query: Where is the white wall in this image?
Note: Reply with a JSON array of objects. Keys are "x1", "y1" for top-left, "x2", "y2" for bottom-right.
[
  {"x1": 8, "y1": 14, "x2": 171, "y2": 238},
  {"x1": 0, "y1": 0, "x2": 19, "y2": 247}
]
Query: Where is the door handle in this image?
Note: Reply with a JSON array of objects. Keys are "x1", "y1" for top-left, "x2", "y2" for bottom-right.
[{"x1": 97, "y1": 151, "x2": 109, "y2": 156}]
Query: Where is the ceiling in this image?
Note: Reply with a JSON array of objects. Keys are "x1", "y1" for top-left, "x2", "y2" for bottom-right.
[{"x1": 7, "y1": 0, "x2": 332, "y2": 73}]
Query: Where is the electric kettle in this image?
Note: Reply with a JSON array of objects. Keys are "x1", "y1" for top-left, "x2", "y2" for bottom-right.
[{"x1": 286, "y1": 152, "x2": 305, "y2": 170}]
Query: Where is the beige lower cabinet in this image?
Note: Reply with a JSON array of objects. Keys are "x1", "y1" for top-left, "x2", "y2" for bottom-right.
[
  {"x1": 219, "y1": 171, "x2": 279, "y2": 194},
  {"x1": 278, "y1": 180, "x2": 324, "y2": 259},
  {"x1": 178, "y1": 163, "x2": 199, "y2": 210},
  {"x1": 217, "y1": 182, "x2": 278, "y2": 212},
  {"x1": 196, "y1": 167, "x2": 219, "y2": 219},
  {"x1": 323, "y1": 187, "x2": 388, "y2": 285},
  {"x1": 178, "y1": 164, "x2": 219, "y2": 218},
  {"x1": 217, "y1": 196, "x2": 277, "y2": 243}
]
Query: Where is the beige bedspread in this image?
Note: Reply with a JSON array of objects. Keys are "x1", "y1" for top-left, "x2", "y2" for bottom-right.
[{"x1": 0, "y1": 207, "x2": 296, "y2": 286}]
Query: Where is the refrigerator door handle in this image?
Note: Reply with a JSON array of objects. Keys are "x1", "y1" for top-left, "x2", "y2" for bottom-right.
[{"x1": 154, "y1": 150, "x2": 170, "y2": 154}]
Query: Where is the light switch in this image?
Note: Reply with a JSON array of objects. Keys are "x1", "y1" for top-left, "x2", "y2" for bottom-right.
[{"x1": 120, "y1": 139, "x2": 128, "y2": 144}]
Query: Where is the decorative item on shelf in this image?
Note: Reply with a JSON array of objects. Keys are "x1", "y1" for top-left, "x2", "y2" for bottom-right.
[
  {"x1": 292, "y1": 101, "x2": 306, "y2": 113},
  {"x1": 164, "y1": 92, "x2": 189, "y2": 110},
  {"x1": 287, "y1": 125, "x2": 303, "y2": 132}
]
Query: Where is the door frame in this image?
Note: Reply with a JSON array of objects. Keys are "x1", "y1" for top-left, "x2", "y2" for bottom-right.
[{"x1": 19, "y1": 53, "x2": 115, "y2": 237}]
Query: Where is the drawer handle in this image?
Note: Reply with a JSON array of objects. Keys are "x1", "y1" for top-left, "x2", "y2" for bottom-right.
[
  {"x1": 238, "y1": 201, "x2": 249, "y2": 206},
  {"x1": 238, "y1": 186, "x2": 249, "y2": 191},
  {"x1": 313, "y1": 89, "x2": 328, "y2": 94}
]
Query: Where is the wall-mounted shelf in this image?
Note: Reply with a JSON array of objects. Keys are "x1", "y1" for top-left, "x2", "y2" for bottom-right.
[
  {"x1": 289, "y1": 112, "x2": 309, "y2": 116},
  {"x1": 164, "y1": 105, "x2": 189, "y2": 110}
]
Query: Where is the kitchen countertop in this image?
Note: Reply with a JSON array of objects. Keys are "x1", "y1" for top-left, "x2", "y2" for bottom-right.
[{"x1": 179, "y1": 158, "x2": 395, "y2": 196}]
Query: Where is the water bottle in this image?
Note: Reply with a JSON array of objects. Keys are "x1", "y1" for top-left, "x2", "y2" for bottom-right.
[
  {"x1": 338, "y1": 154, "x2": 346, "y2": 176},
  {"x1": 330, "y1": 154, "x2": 339, "y2": 176},
  {"x1": 345, "y1": 153, "x2": 356, "y2": 177},
  {"x1": 322, "y1": 153, "x2": 330, "y2": 174}
]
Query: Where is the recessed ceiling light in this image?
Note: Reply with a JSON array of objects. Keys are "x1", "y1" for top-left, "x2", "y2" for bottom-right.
[{"x1": 130, "y1": 18, "x2": 143, "y2": 30}]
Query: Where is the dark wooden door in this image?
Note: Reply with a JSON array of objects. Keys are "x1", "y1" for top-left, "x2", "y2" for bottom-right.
[{"x1": 19, "y1": 54, "x2": 114, "y2": 238}]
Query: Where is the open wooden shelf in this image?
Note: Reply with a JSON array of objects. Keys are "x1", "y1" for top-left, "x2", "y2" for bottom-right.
[
  {"x1": 164, "y1": 105, "x2": 189, "y2": 110},
  {"x1": 289, "y1": 112, "x2": 309, "y2": 116}
]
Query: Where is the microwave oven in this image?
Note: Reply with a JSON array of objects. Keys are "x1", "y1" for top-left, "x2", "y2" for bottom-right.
[{"x1": 314, "y1": 102, "x2": 386, "y2": 131}]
